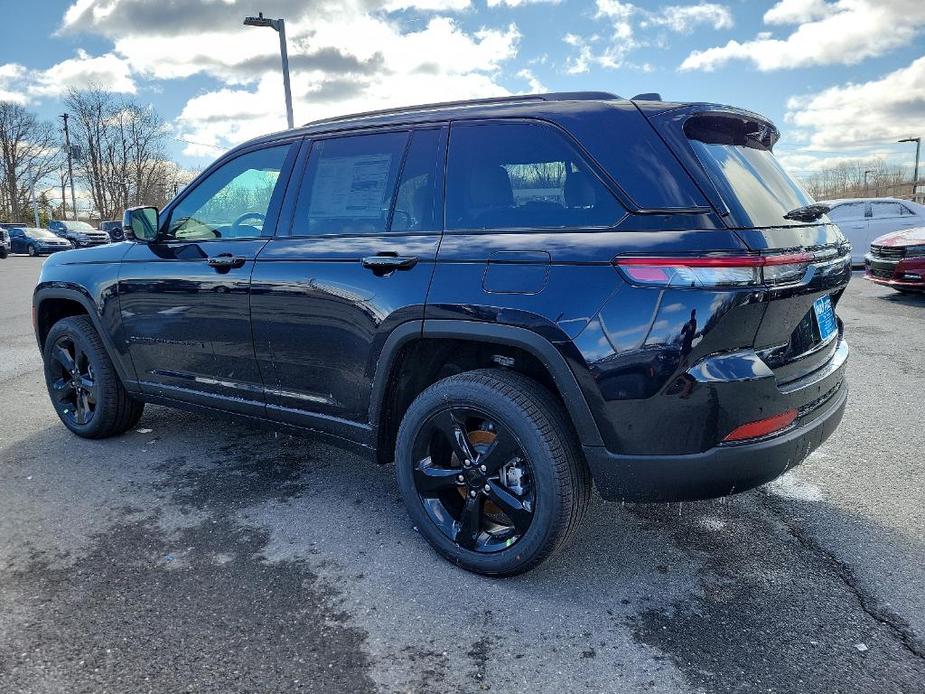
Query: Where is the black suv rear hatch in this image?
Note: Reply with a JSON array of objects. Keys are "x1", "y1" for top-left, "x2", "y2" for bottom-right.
[{"x1": 639, "y1": 103, "x2": 851, "y2": 384}]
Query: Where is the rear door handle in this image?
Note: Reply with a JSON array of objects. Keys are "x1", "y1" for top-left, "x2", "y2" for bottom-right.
[
  {"x1": 207, "y1": 254, "x2": 246, "y2": 271},
  {"x1": 362, "y1": 255, "x2": 418, "y2": 275}
]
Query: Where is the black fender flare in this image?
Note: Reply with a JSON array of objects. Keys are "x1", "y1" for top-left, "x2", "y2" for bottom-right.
[
  {"x1": 33, "y1": 285, "x2": 137, "y2": 389},
  {"x1": 369, "y1": 319, "x2": 604, "y2": 447}
]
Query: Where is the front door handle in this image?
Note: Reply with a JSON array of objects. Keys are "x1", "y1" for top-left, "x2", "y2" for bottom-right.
[
  {"x1": 207, "y1": 254, "x2": 246, "y2": 271},
  {"x1": 362, "y1": 255, "x2": 418, "y2": 275}
]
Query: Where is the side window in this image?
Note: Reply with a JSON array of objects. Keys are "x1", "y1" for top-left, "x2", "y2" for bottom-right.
[
  {"x1": 900, "y1": 204, "x2": 915, "y2": 216},
  {"x1": 294, "y1": 131, "x2": 408, "y2": 236},
  {"x1": 827, "y1": 203, "x2": 864, "y2": 222},
  {"x1": 167, "y1": 144, "x2": 291, "y2": 241},
  {"x1": 390, "y1": 129, "x2": 441, "y2": 232},
  {"x1": 445, "y1": 121, "x2": 623, "y2": 231},
  {"x1": 870, "y1": 202, "x2": 903, "y2": 218}
]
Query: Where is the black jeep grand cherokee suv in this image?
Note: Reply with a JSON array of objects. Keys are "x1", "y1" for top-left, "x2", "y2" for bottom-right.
[{"x1": 34, "y1": 92, "x2": 850, "y2": 575}]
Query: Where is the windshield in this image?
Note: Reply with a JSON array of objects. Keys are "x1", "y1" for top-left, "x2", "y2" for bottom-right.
[
  {"x1": 685, "y1": 114, "x2": 818, "y2": 228},
  {"x1": 25, "y1": 228, "x2": 58, "y2": 239},
  {"x1": 63, "y1": 221, "x2": 95, "y2": 231}
]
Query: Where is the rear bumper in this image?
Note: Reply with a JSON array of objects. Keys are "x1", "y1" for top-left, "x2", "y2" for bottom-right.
[{"x1": 583, "y1": 340, "x2": 849, "y2": 502}]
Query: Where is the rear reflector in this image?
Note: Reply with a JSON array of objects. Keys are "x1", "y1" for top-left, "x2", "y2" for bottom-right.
[
  {"x1": 723, "y1": 409, "x2": 797, "y2": 442},
  {"x1": 613, "y1": 253, "x2": 813, "y2": 287}
]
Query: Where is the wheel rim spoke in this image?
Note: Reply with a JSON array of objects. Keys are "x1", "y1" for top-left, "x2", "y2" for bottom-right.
[
  {"x1": 75, "y1": 391, "x2": 88, "y2": 424},
  {"x1": 53, "y1": 344, "x2": 75, "y2": 372},
  {"x1": 431, "y1": 409, "x2": 477, "y2": 464},
  {"x1": 455, "y1": 495, "x2": 482, "y2": 550},
  {"x1": 477, "y1": 429, "x2": 518, "y2": 475},
  {"x1": 51, "y1": 378, "x2": 71, "y2": 398},
  {"x1": 487, "y1": 481, "x2": 533, "y2": 534},
  {"x1": 413, "y1": 461, "x2": 463, "y2": 496}
]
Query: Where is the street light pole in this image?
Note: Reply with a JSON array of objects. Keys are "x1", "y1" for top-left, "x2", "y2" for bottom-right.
[
  {"x1": 864, "y1": 169, "x2": 873, "y2": 196},
  {"x1": 244, "y1": 12, "x2": 294, "y2": 129},
  {"x1": 898, "y1": 137, "x2": 921, "y2": 201}
]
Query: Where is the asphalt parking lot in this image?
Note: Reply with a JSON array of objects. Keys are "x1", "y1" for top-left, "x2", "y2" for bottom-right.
[{"x1": 0, "y1": 254, "x2": 923, "y2": 693}]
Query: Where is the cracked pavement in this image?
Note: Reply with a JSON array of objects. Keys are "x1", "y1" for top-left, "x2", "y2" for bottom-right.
[{"x1": 0, "y1": 256, "x2": 923, "y2": 693}]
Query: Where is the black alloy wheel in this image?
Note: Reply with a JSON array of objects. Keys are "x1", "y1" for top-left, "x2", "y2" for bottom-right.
[
  {"x1": 27, "y1": 244, "x2": 37, "y2": 257},
  {"x1": 42, "y1": 315, "x2": 145, "y2": 438},
  {"x1": 48, "y1": 335, "x2": 98, "y2": 426},
  {"x1": 411, "y1": 406, "x2": 536, "y2": 553},
  {"x1": 396, "y1": 369, "x2": 591, "y2": 576}
]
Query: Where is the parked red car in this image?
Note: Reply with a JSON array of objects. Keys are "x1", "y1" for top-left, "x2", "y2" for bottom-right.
[{"x1": 865, "y1": 227, "x2": 925, "y2": 293}]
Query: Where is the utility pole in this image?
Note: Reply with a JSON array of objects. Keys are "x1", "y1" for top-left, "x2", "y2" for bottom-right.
[
  {"x1": 864, "y1": 169, "x2": 873, "y2": 196},
  {"x1": 244, "y1": 13, "x2": 294, "y2": 129},
  {"x1": 30, "y1": 181, "x2": 40, "y2": 228},
  {"x1": 60, "y1": 113, "x2": 78, "y2": 220},
  {"x1": 899, "y1": 137, "x2": 921, "y2": 202},
  {"x1": 60, "y1": 172, "x2": 67, "y2": 219}
]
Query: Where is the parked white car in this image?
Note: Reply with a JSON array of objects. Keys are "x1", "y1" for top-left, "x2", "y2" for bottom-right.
[{"x1": 819, "y1": 197, "x2": 925, "y2": 266}]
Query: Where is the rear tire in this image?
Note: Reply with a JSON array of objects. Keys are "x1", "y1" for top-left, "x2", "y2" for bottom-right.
[
  {"x1": 395, "y1": 369, "x2": 591, "y2": 576},
  {"x1": 42, "y1": 315, "x2": 144, "y2": 439}
]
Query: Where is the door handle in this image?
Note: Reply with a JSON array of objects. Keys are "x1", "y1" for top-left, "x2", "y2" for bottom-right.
[
  {"x1": 207, "y1": 254, "x2": 246, "y2": 271},
  {"x1": 362, "y1": 255, "x2": 418, "y2": 275}
]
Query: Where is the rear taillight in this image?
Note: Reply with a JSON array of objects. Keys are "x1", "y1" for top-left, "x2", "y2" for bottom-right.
[
  {"x1": 613, "y1": 252, "x2": 812, "y2": 288},
  {"x1": 723, "y1": 408, "x2": 798, "y2": 442}
]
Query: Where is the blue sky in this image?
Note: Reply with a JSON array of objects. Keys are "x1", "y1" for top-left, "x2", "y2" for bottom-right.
[{"x1": 1, "y1": 0, "x2": 923, "y2": 186}]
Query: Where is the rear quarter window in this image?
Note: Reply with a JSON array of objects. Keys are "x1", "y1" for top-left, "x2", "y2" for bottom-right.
[{"x1": 445, "y1": 120, "x2": 623, "y2": 231}]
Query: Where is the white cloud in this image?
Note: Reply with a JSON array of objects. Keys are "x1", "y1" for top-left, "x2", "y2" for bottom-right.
[
  {"x1": 487, "y1": 0, "x2": 560, "y2": 6},
  {"x1": 0, "y1": 51, "x2": 135, "y2": 105},
  {"x1": 564, "y1": 1, "x2": 732, "y2": 73},
  {"x1": 517, "y1": 68, "x2": 547, "y2": 92},
  {"x1": 33, "y1": 50, "x2": 136, "y2": 96},
  {"x1": 0, "y1": 64, "x2": 30, "y2": 104},
  {"x1": 383, "y1": 0, "x2": 471, "y2": 11},
  {"x1": 785, "y1": 55, "x2": 925, "y2": 151},
  {"x1": 681, "y1": 0, "x2": 925, "y2": 72},
  {"x1": 644, "y1": 3, "x2": 733, "y2": 33},
  {"x1": 763, "y1": 0, "x2": 833, "y2": 25},
  {"x1": 174, "y1": 14, "x2": 519, "y2": 155},
  {"x1": 55, "y1": 1, "x2": 523, "y2": 157}
]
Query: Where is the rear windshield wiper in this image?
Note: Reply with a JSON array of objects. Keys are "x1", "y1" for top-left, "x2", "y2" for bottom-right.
[{"x1": 783, "y1": 203, "x2": 831, "y2": 222}]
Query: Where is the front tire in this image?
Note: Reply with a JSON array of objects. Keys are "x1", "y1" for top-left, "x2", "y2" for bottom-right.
[
  {"x1": 42, "y1": 315, "x2": 144, "y2": 438},
  {"x1": 395, "y1": 369, "x2": 590, "y2": 576},
  {"x1": 27, "y1": 244, "x2": 37, "y2": 257}
]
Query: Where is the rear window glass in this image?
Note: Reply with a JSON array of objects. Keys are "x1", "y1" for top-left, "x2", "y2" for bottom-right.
[
  {"x1": 446, "y1": 121, "x2": 623, "y2": 230},
  {"x1": 685, "y1": 114, "x2": 816, "y2": 228}
]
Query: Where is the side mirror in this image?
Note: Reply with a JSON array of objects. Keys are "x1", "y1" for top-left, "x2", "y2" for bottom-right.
[{"x1": 123, "y1": 206, "x2": 159, "y2": 242}]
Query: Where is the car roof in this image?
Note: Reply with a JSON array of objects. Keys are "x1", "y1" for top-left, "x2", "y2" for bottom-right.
[
  {"x1": 235, "y1": 91, "x2": 762, "y2": 149},
  {"x1": 819, "y1": 197, "x2": 909, "y2": 205}
]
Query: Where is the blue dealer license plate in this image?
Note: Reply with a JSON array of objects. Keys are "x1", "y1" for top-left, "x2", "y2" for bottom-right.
[{"x1": 813, "y1": 294, "x2": 837, "y2": 341}]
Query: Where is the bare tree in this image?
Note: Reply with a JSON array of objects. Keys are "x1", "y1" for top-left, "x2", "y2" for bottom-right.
[
  {"x1": 0, "y1": 102, "x2": 61, "y2": 222},
  {"x1": 64, "y1": 87, "x2": 174, "y2": 219},
  {"x1": 800, "y1": 157, "x2": 910, "y2": 200}
]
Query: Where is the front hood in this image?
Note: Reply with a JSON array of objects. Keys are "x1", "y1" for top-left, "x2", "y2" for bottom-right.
[
  {"x1": 872, "y1": 226, "x2": 925, "y2": 247},
  {"x1": 44, "y1": 241, "x2": 133, "y2": 267}
]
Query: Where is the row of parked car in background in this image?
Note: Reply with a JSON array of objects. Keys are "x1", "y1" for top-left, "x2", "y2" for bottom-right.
[
  {"x1": 0, "y1": 219, "x2": 122, "y2": 258},
  {"x1": 819, "y1": 197, "x2": 925, "y2": 294}
]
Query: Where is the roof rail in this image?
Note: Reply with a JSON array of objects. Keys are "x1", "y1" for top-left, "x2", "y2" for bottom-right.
[{"x1": 302, "y1": 91, "x2": 621, "y2": 128}]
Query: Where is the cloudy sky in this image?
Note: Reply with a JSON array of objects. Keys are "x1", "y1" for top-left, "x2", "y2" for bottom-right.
[{"x1": 1, "y1": 0, "x2": 923, "y2": 181}]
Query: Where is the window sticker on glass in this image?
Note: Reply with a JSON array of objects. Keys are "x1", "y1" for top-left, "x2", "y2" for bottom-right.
[{"x1": 310, "y1": 154, "x2": 393, "y2": 219}]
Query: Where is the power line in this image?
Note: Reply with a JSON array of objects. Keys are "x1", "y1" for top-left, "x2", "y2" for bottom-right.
[{"x1": 168, "y1": 135, "x2": 226, "y2": 153}]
